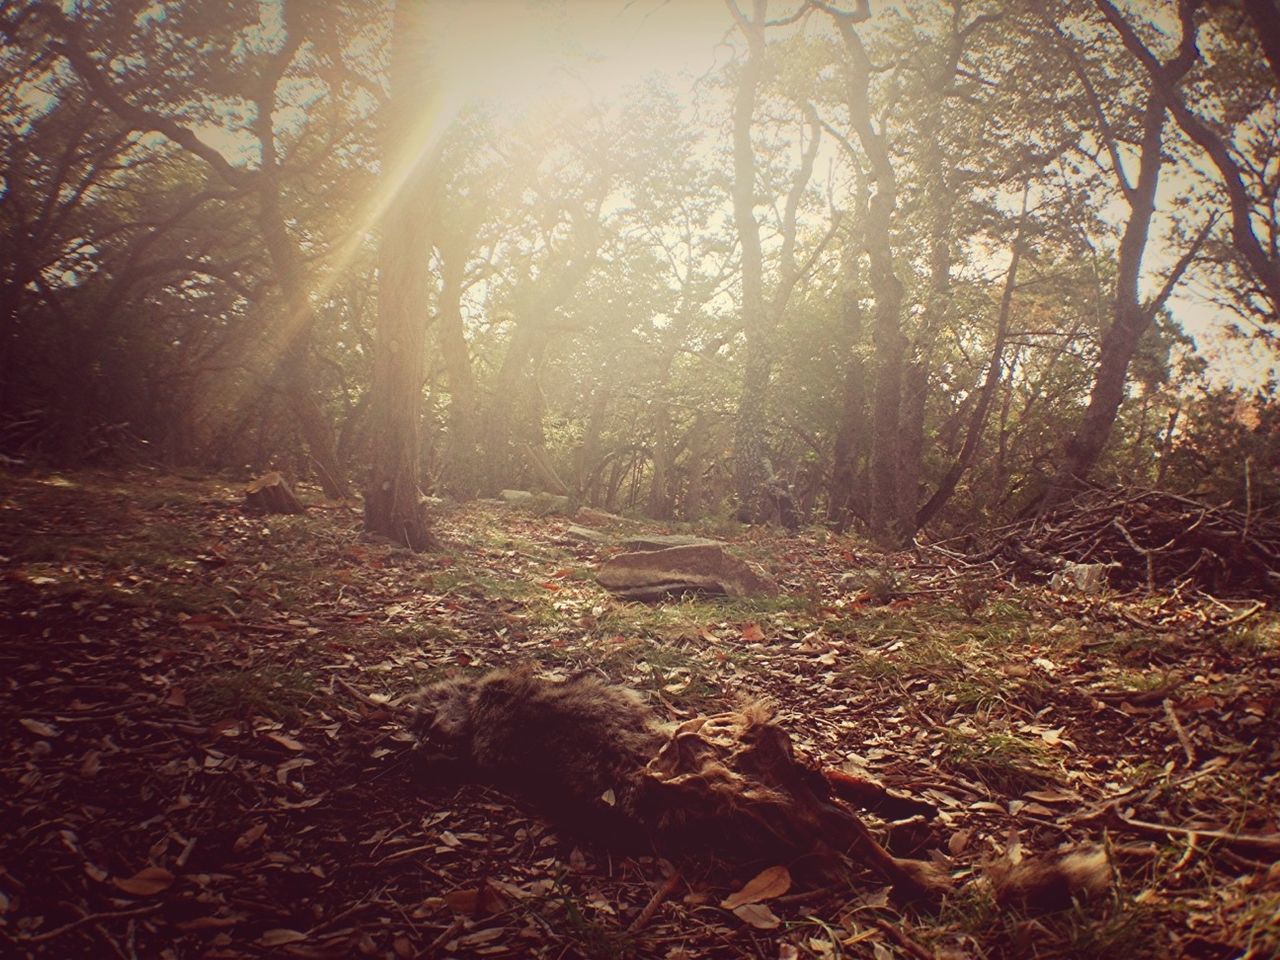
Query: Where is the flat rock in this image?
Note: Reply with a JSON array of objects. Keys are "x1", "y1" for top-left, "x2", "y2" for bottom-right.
[
  {"x1": 500, "y1": 489, "x2": 534, "y2": 502},
  {"x1": 621, "y1": 534, "x2": 725, "y2": 552},
  {"x1": 575, "y1": 507, "x2": 635, "y2": 527},
  {"x1": 565, "y1": 524, "x2": 611, "y2": 544},
  {"x1": 598, "y1": 544, "x2": 778, "y2": 601}
]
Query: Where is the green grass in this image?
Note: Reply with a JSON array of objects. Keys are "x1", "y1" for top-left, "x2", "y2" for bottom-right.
[
  {"x1": 940, "y1": 729, "x2": 1059, "y2": 795},
  {"x1": 189, "y1": 667, "x2": 317, "y2": 723}
]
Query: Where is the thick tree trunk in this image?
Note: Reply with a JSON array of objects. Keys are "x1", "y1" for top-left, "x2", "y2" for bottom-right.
[{"x1": 364, "y1": 0, "x2": 438, "y2": 550}]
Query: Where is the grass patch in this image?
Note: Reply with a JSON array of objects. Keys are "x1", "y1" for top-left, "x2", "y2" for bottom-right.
[
  {"x1": 940, "y1": 728, "x2": 1059, "y2": 795},
  {"x1": 189, "y1": 668, "x2": 317, "y2": 723},
  {"x1": 429, "y1": 567, "x2": 539, "y2": 600}
]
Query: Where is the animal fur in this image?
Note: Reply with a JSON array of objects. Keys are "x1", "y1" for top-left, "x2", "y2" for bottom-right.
[
  {"x1": 987, "y1": 846, "x2": 1112, "y2": 912},
  {"x1": 409, "y1": 667, "x2": 952, "y2": 901},
  {"x1": 410, "y1": 667, "x2": 664, "y2": 844}
]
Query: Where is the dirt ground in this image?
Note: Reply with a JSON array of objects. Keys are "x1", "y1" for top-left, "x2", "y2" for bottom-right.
[{"x1": 2, "y1": 468, "x2": 1277, "y2": 958}]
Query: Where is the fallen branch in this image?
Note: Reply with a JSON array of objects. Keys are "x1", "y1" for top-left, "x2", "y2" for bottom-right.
[
  {"x1": 625, "y1": 870, "x2": 682, "y2": 935},
  {"x1": 1116, "y1": 813, "x2": 1280, "y2": 854},
  {"x1": 1161, "y1": 697, "x2": 1197, "y2": 767},
  {"x1": 18, "y1": 904, "x2": 162, "y2": 944}
]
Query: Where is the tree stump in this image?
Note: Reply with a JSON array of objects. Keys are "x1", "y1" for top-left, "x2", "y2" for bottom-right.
[{"x1": 244, "y1": 472, "x2": 305, "y2": 514}]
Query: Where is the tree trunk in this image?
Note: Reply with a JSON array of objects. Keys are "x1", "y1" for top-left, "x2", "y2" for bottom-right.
[
  {"x1": 363, "y1": 0, "x2": 438, "y2": 550},
  {"x1": 727, "y1": 0, "x2": 771, "y2": 522},
  {"x1": 915, "y1": 187, "x2": 1029, "y2": 530},
  {"x1": 437, "y1": 242, "x2": 483, "y2": 498},
  {"x1": 831, "y1": 10, "x2": 907, "y2": 545},
  {"x1": 1040, "y1": 94, "x2": 1169, "y2": 512}
]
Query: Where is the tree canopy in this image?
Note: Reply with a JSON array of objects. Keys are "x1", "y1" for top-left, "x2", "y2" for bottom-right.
[{"x1": 3, "y1": 0, "x2": 1277, "y2": 543}]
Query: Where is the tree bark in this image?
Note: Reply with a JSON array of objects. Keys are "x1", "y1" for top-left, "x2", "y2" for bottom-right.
[
  {"x1": 726, "y1": 0, "x2": 771, "y2": 522},
  {"x1": 827, "y1": 5, "x2": 907, "y2": 545},
  {"x1": 363, "y1": 0, "x2": 439, "y2": 550},
  {"x1": 1038, "y1": 6, "x2": 1200, "y2": 511}
]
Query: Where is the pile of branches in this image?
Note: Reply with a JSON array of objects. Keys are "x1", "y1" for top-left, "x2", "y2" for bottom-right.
[{"x1": 982, "y1": 488, "x2": 1280, "y2": 598}]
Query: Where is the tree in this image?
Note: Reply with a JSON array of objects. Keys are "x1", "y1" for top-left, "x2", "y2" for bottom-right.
[
  {"x1": 364, "y1": 0, "x2": 440, "y2": 550},
  {"x1": 41, "y1": 0, "x2": 363, "y2": 497},
  {"x1": 1036, "y1": 1, "x2": 1208, "y2": 510}
]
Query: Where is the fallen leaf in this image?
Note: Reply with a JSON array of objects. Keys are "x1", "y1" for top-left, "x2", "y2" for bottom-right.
[
  {"x1": 740, "y1": 623, "x2": 766, "y2": 643},
  {"x1": 454, "y1": 927, "x2": 504, "y2": 948},
  {"x1": 258, "y1": 928, "x2": 308, "y2": 947},
  {"x1": 1024, "y1": 788, "x2": 1079, "y2": 804},
  {"x1": 265, "y1": 732, "x2": 306, "y2": 752},
  {"x1": 721, "y1": 865, "x2": 792, "y2": 910},
  {"x1": 80, "y1": 751, "x2": 102, "y2": 778},
  {"x1": 732, "y1": 902, "x2": 781, "y2": 929},
  {"x1": 176, "y1": 916, "x2": 240, "y2": 931},
  {"x1": 19, "y1": 718, "x2": 59, "y2": 738},
  {"x1": 233, "y1": 822, "x2": 268, "y2": 853},
  {"x1": 112, "y1": 866, "x2": 175, "y2": 896}
]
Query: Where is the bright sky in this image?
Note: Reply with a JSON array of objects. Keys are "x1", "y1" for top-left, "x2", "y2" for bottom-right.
[{"x1": 425, "y1": 0, "x2": 733, "y2": 109}]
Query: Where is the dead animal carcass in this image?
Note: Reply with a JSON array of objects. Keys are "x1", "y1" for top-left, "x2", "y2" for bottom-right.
[{"x1": 409, "y1": 667, "x2": 948, "y2": 901}]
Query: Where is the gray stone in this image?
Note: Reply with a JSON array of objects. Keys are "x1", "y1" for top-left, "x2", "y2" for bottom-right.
[{"x1": 565, "y1": 524, "x2": 611, "y2": 544}]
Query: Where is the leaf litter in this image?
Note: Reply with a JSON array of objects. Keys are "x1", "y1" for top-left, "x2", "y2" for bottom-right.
[{"x1": 0, "y1": 469, "x2": 1277, "y2": 957}]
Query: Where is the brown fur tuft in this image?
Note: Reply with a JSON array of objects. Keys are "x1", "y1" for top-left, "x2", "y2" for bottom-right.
[{"x1": 987, "y1": 846, "x2": 1111, "y2": 912}]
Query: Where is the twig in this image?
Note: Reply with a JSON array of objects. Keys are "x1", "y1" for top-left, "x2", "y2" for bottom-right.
[
  {"x1": 1212, "y1": 601, "x2": 1265, "y2": 630},
  {"x1": 334, "y1": 675, "x2": 408, "y2": 715},
  {"x1": 1161, "y1": 697, "x2": 1197, "y2": 767},
  {"x1": 18, "y1": 904, "x2": 161, "y2": 944},
  {"x1": 1115, "y1": 813, "x2": 1280, "y2": 854},
  {"x1": 625, "y1": 870, "x2": 682, "y2": 935},
  {"x1": 426, "y1": 917, "x2": 466, "y2": 953},
  {"x1": 872, "y1": 918, "x2": 934, "y2": 960}
]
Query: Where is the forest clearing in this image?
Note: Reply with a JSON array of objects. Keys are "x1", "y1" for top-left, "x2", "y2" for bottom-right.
[
  {"x1": 4, "y1": 0, "x2": 1280, "y2": 956},
  {"x1": 2, "y1": 469, "x2": 1277, "y2": 958}
]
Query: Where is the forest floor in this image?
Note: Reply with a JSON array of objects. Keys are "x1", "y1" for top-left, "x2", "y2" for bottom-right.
[{"x1": 1, "y1": 467, "x2": 1278, "y2": 960}]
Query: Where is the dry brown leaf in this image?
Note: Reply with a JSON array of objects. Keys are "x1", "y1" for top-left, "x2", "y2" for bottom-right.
[
  {"x1": 721, "y1": 865, "x2": 792, "y2": 910},
  {"x1": 233, "y1": 821, "x2": 268, "y2": 852},
  {"x1": 258, "y1": 928, "x2": 308, "y2": 947},
  {"x1": 175, "y1": 916, "x2": 240, "y2": 931},
  {"x1": 455, "y1": 927, "x2": 504, "y2": 948},
  {"x1": 112, "y1": 866, "x2": 175, "y2": 896},
  {"x1": 80, "y1": 751, "x2": 102, "y2": 778},
  {"x1": 740, "y1": 623, "x2": 766, "y2": 643},
  {"x1": 19, "y1": 718, "x2": 58, "y2": 738},
  {"x1": 265, "y1": 732, "x2": 306, "y2": 752},
  {"x1": 732, "y1": 902, "x2": 781, "y2": 929}
]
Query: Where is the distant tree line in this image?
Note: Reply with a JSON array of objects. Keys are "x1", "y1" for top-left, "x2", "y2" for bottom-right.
[{"x1": 2, "y1": 0, "x2": 1277, "y2": 546}]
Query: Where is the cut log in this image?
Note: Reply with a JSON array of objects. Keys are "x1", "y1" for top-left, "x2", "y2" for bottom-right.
[
  {"x1": 598, "y1": 544, "x2": 778, "y2": 600},
  {"x1": 621, "y1": 534, "x2": 725, "y2": 552},
  {"x1": 243, "y1": 472, "x2": 304, "y2": 514}
]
